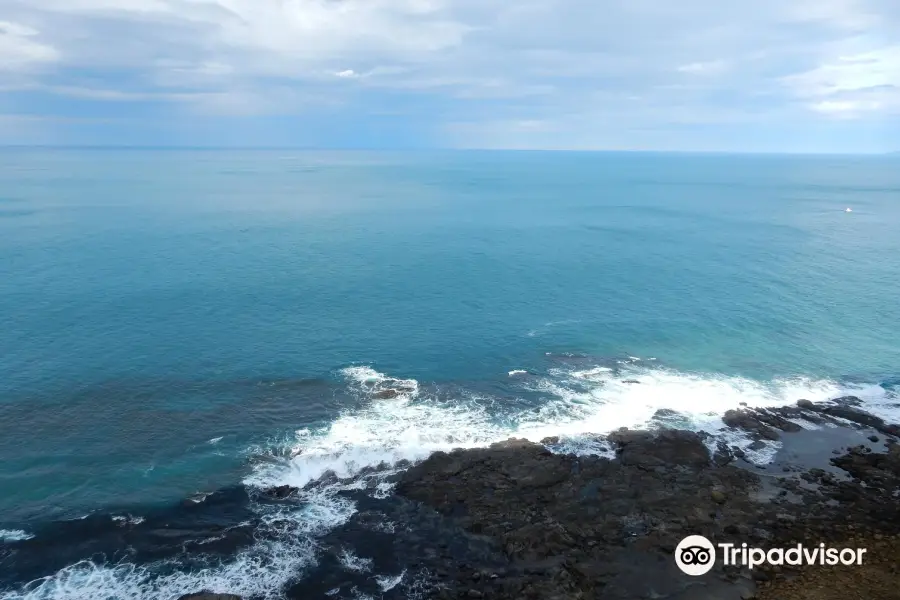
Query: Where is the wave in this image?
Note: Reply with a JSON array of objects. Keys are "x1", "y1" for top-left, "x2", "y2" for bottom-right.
[
  {"x1": 251, "y1": 363, "x2": 897, "y2": 489},
  {"x1": 0, "y1": 485, "x2": 353, "y2": 600},
  {"x1": 0, "y1": 530, "x2": 33, "y2": 542},
  {"x1": 4, "y1": 361, "x2": 895, "y2": 600}
]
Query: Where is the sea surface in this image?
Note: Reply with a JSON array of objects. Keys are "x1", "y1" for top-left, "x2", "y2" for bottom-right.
[{"x1": 1, "y1": 149, "x2": 899, "y2": 598}]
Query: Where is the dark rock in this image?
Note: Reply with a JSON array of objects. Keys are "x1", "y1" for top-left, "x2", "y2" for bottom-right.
[
  {"x1": 713, "y1": 441, "x2": 735, "y2": 466},
  {"x1": 869, "y1": 435, "x2": 880, "y2": 442},
  {"x1": 652, "y1": 408, "x2": 681, "y2": 418},
  {"x1": 261, "y1": 485, "x2": 297, "y2": 499},
  {"x1": 621, "y1": 380, "x2": 641, "y2": 384},
  {"x1": 373, "y1": 389, "x2": 400, "y2": 399},
  {"x1": 797, "y1": 399, "x2": 815, "y2": 410},
  {"x1": 722, "y1": 409, "x2": 781, "y2": 441},
  {"x1": 177, "y1": 593, "x2": 242, "y2": 600},
  {"x1": 611, "y1": 429, "x2": 711, "y2": 467},
  {"x1": 820, "y1": 405, "x2": 900, "y2": 439},
  {"x1": 832, "y1": 395, "x2": 864, "y2": 407},
  {"x1": 390, "y1": 411, "x2": 900, "y2": 600}
]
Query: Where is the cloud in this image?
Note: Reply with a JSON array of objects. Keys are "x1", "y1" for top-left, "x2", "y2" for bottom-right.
[
  {"x1": 781, "y1": 45, "x2": 900, "y2": 118},
  {"x1": 0, "y1": 0, "x2": 898, "y2": 149},
  {"x1": 0, "y1": 20, "x2": 59, "y2": 71},
  {"x1": 677, "y1": 60, "x2": 728, "y2": 75},
  {"x1": 783, "y1": 46, "x2": 900, "y2": 96}
]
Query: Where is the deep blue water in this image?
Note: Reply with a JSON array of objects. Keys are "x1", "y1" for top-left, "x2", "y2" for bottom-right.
[{"x1": 1, "y1": 149, "x2": 899, "y2": 598}]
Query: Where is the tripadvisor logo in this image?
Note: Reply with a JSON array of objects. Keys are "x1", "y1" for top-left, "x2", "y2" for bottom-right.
[
  {"x1": 675, "y1": 535, "x2": 717, "y2": 575},
  {"x1": 675, "y1": 535, "x2": 867, "y2": 576}
]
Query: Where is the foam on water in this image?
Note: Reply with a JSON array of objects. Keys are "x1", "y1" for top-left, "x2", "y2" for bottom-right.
[
  {"x1": 251, "y1": 365, "x2": 899, "y2": 492},
  {"x1": 6, "y1": 363, "x2": 894, "y2": 600},
  {"x1": 1, "y1": 482, "x2": 355, "y2": 600},
  {"x1": 0, "y1": 530, "x2": 33, "y2": 542},
  {"x1": 337, "y1": 549, "x2": 373, "y2": 573},
  {"x1": 110, "y1": 515, "x2": 145, "y2": 526},
  {"x1": 341, "y1": 366, "x2": 419, "y2": 397},
  {"x1": 245, "y1": 369, "x2": 503, "y2": 490},
  {"x1": 376, "y1": 572, "x2": 405, "y2": 592}
]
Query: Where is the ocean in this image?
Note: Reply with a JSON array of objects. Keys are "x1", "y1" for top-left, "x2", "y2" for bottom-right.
[{"x1": 1, "y1": 149, "x2": 898, "y2": 598}]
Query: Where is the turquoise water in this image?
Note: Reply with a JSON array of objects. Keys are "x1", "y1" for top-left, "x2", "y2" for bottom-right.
[{"x1": 1, "y1": 150, "x2": 899, "y2": 563}]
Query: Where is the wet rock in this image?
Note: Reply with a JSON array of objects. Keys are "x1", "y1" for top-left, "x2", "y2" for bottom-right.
[
  {"x1": 796, "y1": 399, "x2": 815, "y2": 410},
  {"x1": 722, "y1": 409, "x2": 780, "y2": 441},
  {"x1": 177, "y1": 593, "x2": 243, "y2": 600},
  {"x1": 261, "y1": 485, "x2": 297, "y2": 499},
  {"x1": 832, "y1": 395, "x2": 864, "y2": 407},
  {"x1": 611, "y1": 429, "x2": 711, "y2": 467},
  {"x1": 396, "y1": 429, "x2": 767, "y2": 599},
  {"x1": 822, "y1": 405, "x2": 886, "y2": 428},
  {"x1": 390, "y1": 404, "x2": 900, "y2": 600},
  {"x1": 373, "y1": 389, "x2": 400, "y2": 399},
  {"x1": 713, "y1": 441, "x2": 735, "y2": 466}
]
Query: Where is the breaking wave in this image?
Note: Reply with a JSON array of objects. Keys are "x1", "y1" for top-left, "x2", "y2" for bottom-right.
[{"x1": 3, "y1": 359, "x2": 895, "y2": 600}]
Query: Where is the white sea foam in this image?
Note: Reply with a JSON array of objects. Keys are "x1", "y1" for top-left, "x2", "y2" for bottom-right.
[
  {"x1": 0, "y1": 478, "x2": 355, "y2": 600},
  {"x1": 111, "y1": 515, "x2": 145, "y2": 527},
  {"x1": 376, "y1": 571, "x2": 406, "y2": 592},
  {"x1": 208, "y1": 437, "x2": 223, "y2": 445},
  {"x1": 508, "y1": 370, "x2": 527, "y2": 376},
  {"x1": 249, "y1": 366, "x2": 899, "y2": 490},
  {"x1": 341, "y1": 366, "x2": 418, "y2": 396},
  {"x1": 0, "y1": 529, "x2": 33, "y2": 542},
  {"x1": 338, "y1": 549, "x2": 373, "y2": 573},
  {"x1": 7, "y1": 364, "x2": 893, "y2": 600},
  {"x1": 246, "y1": 369, "x2": 503, "y2": 490}
]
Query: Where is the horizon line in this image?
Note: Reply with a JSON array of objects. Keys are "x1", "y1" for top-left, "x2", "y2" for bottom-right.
[{"x1": 0, "y1": 145, "x2": 894, "y2": 156}]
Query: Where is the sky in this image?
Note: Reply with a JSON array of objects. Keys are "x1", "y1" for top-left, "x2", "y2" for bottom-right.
[{"x1": 0, "y1": 0, "x2": 898, "y2": 151}]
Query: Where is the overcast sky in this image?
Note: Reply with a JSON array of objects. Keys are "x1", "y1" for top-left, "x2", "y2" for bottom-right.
[{"x1": 1, "y1": 0, "x2": 898, "y2": 151}]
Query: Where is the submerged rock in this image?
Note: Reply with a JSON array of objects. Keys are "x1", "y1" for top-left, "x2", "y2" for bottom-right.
[{"x1": 177, "y1": 593, "x2": 242, "y2": 600}]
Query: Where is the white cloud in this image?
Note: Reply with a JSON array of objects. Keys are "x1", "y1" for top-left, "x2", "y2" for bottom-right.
[
  {"x1": 781, "y1": 45, "x2": 900, "y2": 118},
  {"x1": 677, "y1": 60, "x2": 727, "y2": 75},
  {"x1": 0, "y1": 0, "x2": 898, "y2": 147},
  {"x1": 811, "y1": 99, "x2": 882, "y2": 114},
  {"x1": 0, "y1": 20, "x2": 59, "y2": 71}
]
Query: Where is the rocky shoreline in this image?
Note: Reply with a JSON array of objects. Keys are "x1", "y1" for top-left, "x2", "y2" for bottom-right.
[
  {"x1": 371, "y1": 396, "x2": 899, "y2": 600},
  {"x1": 391, "y1": 397, "x2": 900, "y2": 600},
  {"x1": 5, "y1": 397, "x2": 900, "y2": 600},
  {"x1": 194, "y1": 396, "x2": 900, "y2": 600}
]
